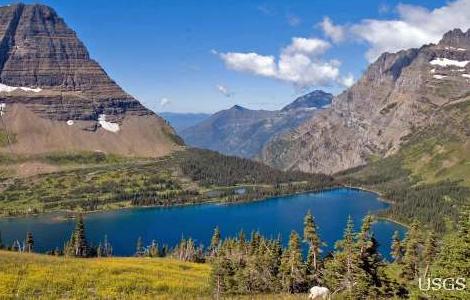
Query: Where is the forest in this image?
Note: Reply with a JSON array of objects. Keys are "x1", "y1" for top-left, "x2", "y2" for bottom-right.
[{"x1": 0, "y1": 149, "x2": 334, "y2": 217}]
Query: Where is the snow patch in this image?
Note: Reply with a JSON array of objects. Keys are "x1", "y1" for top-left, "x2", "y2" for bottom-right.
[
  {"x1": 444, "y1": 46, "x2": 467, "y2": 51},
  {"x1": 66, "y1": 120, "x2": 74, "y2": 126},
  {"x1": 430, "y1": 58, "x2": 469, "y2": 67},
  {"x1": 433, "y1": 75, "x2": 447, "y2": 79},
  {"x1": 98, "y1": 114, "x2": 120, "y2": 133},
  {"x1": 0, "y1": 83, "x2": 42, "y2": 93},
  {"x1": 462, "y1": 74, "x2": 470, "y2": 79},
  {"x1": 0, "y1": 103, "x2": 5, "y2": 116},
  {"x1": 430, "y1": 68, "x2": 435, "y2": 73}
]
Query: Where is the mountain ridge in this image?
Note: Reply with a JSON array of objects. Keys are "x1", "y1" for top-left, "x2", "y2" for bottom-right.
[
  {"x1": 261, "y1": 28, "x2": 470, "y2": 174},
  {"x1": 180, "y1": 91, "x2": 333, "y2": 158}
]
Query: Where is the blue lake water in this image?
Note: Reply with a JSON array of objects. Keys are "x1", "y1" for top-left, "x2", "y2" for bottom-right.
[{"x1": 0, "y1": 188, "x2": 406, "y2": 259}]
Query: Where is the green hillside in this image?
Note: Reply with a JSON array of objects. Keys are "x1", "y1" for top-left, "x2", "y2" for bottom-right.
[
  {"x1": 340, "y1": 99, "x2": 470, "y2": 231},
  {"x1": 0, "y1": 148, "x2": 333, "y2": 217}
]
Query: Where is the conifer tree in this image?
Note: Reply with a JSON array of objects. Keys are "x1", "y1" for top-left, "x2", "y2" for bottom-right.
[
  {"x1": 401, "y1": 220, "x2": 422, "y2": 280},
  {"x1": 432, "y1": 207, "x2": 470, "y2": 299},
  {"x1": 422, "y1": 230, "x2": 438, "y2": 278},
  {"x1": 279, "y1": 231, "x2": 306, "y2": 293},
  {"x1": 323, "y1": 216, "x2": 370, "y2": 298},
  {"x1": 149, "y1": 240, "x2": 159, "y2": 257},
  {"x1": 303, "y1": 210, "x2": 322, "y2": 274},
  {"x1": 25, "y1": 232, "x2": 34, "y2": 253},
  {"x1": 74, "y1": 214, "x2": 88, "y2": 257},
  {"x1": 135, "y1": 236, "x2": 144, "y2": 257},
  {"x1": 390, "y1": 230, "x2": 404, "y2": 263},
  {"x1": 210, "y1": 227, "x2": 221, "y2": 256},
  {"x1": 64, "y1": 214, "x2": 89, "y2": 257},
  {"x1": 0, "y1": 230, "x2": 4, "y2": 249}
]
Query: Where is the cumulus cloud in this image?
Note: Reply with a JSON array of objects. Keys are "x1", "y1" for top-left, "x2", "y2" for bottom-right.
[
  {"x1": 159, "y1": 97, "x2": 171, "y2": 107},
  {"x1": 349, "y1": 0, "x2": 470, "y2": 61},
  {"x1": 219, "y1": 52, "x2": 277, "y2": 77},
  {"x1": 217, "y1": 37, "x2": 349, "y2": 89},
  {"x1": 320, "y1": 17, "x2": 345, "y2": 43},
  {"x1": 216, "y1": 84, "x2": 233, "y2": 97}
]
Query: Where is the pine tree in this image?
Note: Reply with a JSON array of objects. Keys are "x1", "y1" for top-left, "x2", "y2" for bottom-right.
[
  {"x1": 135, "y1": 236, "x2": 144, "y2": 257},
  {"x1": 323, "y1": 216, "x2": 370, "y2": 299},
  {"x1": 74, "y1": 214, "x2": 88, "y2": 257},
  {"x1": 64, "y1": 214, "x2": 89, "y2": 257},
  {"x1": 422, "y1": 230, "x2": 438, "y2": 278},
  {"x1": 149, "y1": 240, "x2": 159, "y2": 257},
  {"x1": 0, "y1": 230, "x2": 4, "y2": 249},
  {"x1": 303, "y1": 210, "x2": 322, "y2": 274},
  {"x1": 401, "y1": 220, "x2": 422, "y2": 280},
  {"x1": 279, "y1": 231, "x2": 306, "y2": 293},
  {"x1": 210, "y1": 227, "x2": 221, "y2": 256},
  {"x1": 431, "y1": 207, "x2": 470, "y2": 299},
  {"x1": 25, "y1": 232, "x2": 34, "y2": 253},
  {"x1": 390, "y1": 230, "x2": 404, "y2": 263}
]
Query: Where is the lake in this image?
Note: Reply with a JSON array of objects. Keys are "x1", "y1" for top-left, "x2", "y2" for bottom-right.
[{"x1": 0, "y1": 188, "x2": 405, "y2": 259}]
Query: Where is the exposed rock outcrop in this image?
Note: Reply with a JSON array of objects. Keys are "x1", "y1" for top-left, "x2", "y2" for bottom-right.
[
  {"x1": 261, "y1": 29, "x2": 470, "y2": 174},
  {"x1": 0, "y1": 4, "x2": 181, "y2": 157}
]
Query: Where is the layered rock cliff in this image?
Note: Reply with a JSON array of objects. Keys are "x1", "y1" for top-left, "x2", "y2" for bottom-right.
[
  {"x1": 0, "y1": 4, "x2": 181, "y2": 157},
  {"x1": 261, "y1": 29, "x2": 470, "y2": 174}
]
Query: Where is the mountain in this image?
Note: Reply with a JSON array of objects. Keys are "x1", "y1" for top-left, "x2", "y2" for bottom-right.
[
  {"x1": 0, "y1": 4, "x2": 181, "y2": 157},
  {"x1": 262, "y1": 28, "x2": 470, "y2": 176},
  {"x1": 180, "y1": 91, "x2": 332, "y2": 158},
  {"x1": 159, "y1": 112, "x2": 210, "y2": 133},
  {"x1": 281, "y1": 90, "x2": 332, "y2": 111}
]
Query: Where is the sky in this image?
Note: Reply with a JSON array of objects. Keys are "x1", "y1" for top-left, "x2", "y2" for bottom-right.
[{"x1": 2, "y1": 0, "x2": 469, "y2": 113}]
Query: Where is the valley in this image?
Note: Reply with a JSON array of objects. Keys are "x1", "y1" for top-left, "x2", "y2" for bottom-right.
[{"x1": 0, "y1": 1, "x2": 469, "y2": 299}]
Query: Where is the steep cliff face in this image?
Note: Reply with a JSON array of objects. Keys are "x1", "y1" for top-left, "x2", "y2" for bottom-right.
[
  {"x1": 262, "y1": 29, "x2": 470, "y2": 174},
  {"x1": 0, "y1": 4, "x2": 181, "y2": 157},
  {"x1": 181, "y1": 91, "x2": 332, "y2": 158}
]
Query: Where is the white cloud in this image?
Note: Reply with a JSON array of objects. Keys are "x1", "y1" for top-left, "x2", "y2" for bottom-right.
[
  {"x1": 282, "y1": 37, "x2": 331, "y2": 56},
  {"x1": 217, "y1": 37, "x2": 349, "y2": 89},
  {"x1": 219, "y1": 52, "x2": 277, "y2": 77},
  {"x1": 159, "y1": 97, "x2": 171, "y2": 107},
  {"x1": 216, "y1": 84, "x2": 233, "y2": 97},
  {"x1": 341, "y1": 74, "x2": 355, "y2": 87},
  {"x1": 319, "y1": 17, "x2": 345, "y2": 43},
  {"x1": 349, "y1": 0, "x2": 470, "y2": 62}
]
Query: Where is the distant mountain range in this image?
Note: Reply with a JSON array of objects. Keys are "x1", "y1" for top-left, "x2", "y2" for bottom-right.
[
  {"x1": 179, "y1": 91, "x2": 333, "y2": 158},
  {"x1": 160, "y1": 112, "x2": 210, "y2": 132}
]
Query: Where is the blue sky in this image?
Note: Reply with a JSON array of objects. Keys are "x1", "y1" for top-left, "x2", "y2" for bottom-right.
[{"x1": 2, "y1": 0, "x2": 466, "y2": 113}]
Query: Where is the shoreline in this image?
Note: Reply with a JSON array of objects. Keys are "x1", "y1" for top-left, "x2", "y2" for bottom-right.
[
  {"x1": 0, "y1": 185, "x2": 408, "y2": 228},
  {"x1": 0, "y1": 184, "x2": 341, "y2": 220}
]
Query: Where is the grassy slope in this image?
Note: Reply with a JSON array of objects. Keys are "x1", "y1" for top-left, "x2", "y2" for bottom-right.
[
  {"x1": 0, "y1": 251, "x2": 315, "y2": 299},
  {"x1": 0, "y1": 250, "x2": 210, "y2": 299},
  {"x1": 341, "y1": 99, "x2": 470, "y2": 231}
]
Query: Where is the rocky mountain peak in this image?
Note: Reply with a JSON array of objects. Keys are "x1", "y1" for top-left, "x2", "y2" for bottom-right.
[
  {"x1": 0, "y1": 3, "x2": 181, "y2": 157},
  {"x1": 230, "y1": 105, "x2": 246, "y2": 111},
  {"x1": 261, "y1": 29, "x2": 470, "y2": 174},
  {"x1": 438, "y1": 28, "x2": 470, "y2": 48},
  {"x1": 282, "y1": 90, "x2": 333, "y2": 111}
]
